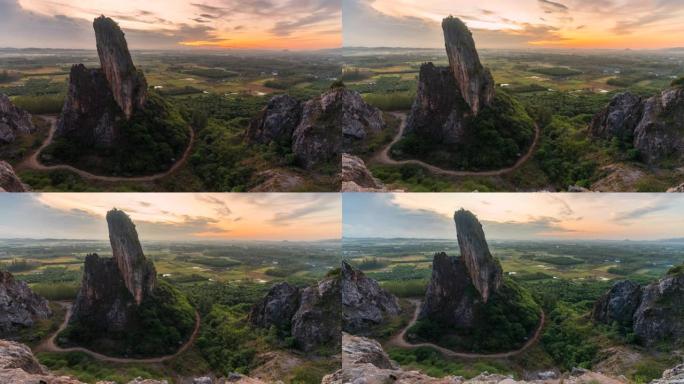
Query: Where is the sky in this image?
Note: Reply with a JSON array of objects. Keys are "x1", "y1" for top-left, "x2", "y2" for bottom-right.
[
  {"x1": 343, "y1": 193, "x2": 684, "y2": 241},
  {"x1": 0, "y1": 0, "x2": 341, "y2": 50},
  {"x1": 343, "y1": 0, "x2": 684, "y2": 49},
  {"x1": 0, "y1": 193, "x2": 341, "y2": 241}
]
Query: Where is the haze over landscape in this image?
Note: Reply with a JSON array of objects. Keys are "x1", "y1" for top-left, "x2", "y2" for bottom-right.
[
  {"x1": 343, "y1": 0, "x2": 684, "y2": 49},
  {"x1": 343, "y1": 193, "x2": 684, "y2": 240}
]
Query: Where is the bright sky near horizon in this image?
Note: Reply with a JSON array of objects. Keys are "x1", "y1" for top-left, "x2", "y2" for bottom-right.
[
  {"x1": 343, "y1": 193, "x2": 684, "y2": 240},
  {"x1": 343, "y1": 0, "x2": 684, "y2": 49},
  {"x1": 0, "y1": 0, "x2": 341, "y2": 50},
  {"x1": 0, "y1": 194, "x2": 341, "y2": 241}
]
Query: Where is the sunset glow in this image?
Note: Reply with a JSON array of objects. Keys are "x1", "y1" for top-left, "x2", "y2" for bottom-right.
[
  {"x1": 0, "y1": 194, "x2": 341, "y2": 241},
  {"x1": 343, "y1": 193, "x2": 684, "y2": 240},
  {"x1": 4, "y1": 0, "x2": 340, "y2": 50},
  {"x1": 344, "y1": 0, "x2": 684, "y2": 49}
]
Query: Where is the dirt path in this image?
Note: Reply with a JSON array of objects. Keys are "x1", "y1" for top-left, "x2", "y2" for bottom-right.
[
  {"x1": 387, "y1": 299, "x2": 545, "y2": 359},
  {"x1": 35, "y1": 302, "x2": 201, "y2": 364},
  {"x1": 19, "y1": 116, "x2": 195, "y2": 182},
  {"x1": 373, "y1": 112, "x2": 540, "y2": 177}
]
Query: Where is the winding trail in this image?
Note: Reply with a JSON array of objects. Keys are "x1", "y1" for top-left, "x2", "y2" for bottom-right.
[
  {"x1": 387, "y1": 299, "x2": 545, "y2": 359},
  {"x1": 19, "y1": 116, "x2": 195, "y2": 182},
  {"x1": 373, "y1": 112, "x2": 540, "y2": 177},
  {"x1": 35, "y1": 302, "x2": 201, "y2": 364}
]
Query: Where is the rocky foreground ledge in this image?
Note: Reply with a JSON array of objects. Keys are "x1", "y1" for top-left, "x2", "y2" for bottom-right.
[
  {"x1": 323, "y1": 333, "x2": 683, "y2": 384},
  {"x1": 0, "y1": 339, "x2": 266, "y2": 383}
]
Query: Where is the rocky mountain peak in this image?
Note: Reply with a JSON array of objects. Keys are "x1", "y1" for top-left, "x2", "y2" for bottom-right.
[
  {"x1": 594, "y1": 268, "x2": 684, "y2": 347},
  {"x1": 0, "y1": 271, "x2": 51, "y2": 334},
  {"x1": 93, "y1": 16, "x2": 147, "y2": 119},
  {"x1": 0, "y1": 93, "x2": 35, "y2": 144},
  {"x1": 71, "y1": 209, "x2": 156, "y2": 333},
  {"x1": 251, "y1": 275, "x2": 341, "y2": 353},
  {"x1": 341, "y1": 261, "x2": 401, "y2": 334},
  {"x1": 442, "y1": 16, "x2": 495, "y2": 115},
  {"x1": 106, "y1": 209, "x2": 156, "y2": 305},
  {"x1": 454, "y1": 209, "x2": 502, "y2": 303}
]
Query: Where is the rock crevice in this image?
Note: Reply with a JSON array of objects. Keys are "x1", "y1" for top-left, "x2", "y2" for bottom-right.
[{"x1": 0, "y1": 271, "x2": 51, "y2": 334}]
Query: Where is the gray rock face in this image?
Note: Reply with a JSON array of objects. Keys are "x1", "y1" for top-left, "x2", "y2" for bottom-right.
[
  {"x1": 405, "y1": 62, "x2": 468, "y2": 144},
  {"x1": 71, "y1": 209, "x2": 156, "y2": 332},
  {"x1": 292, "y1": 87, "x2": 343, "y2": 169},
  {"x1": 340, "y1": 153, "x2": 387, "y2": 192},
  {"x1": 0, "y1": 271, "x2": 51, "y2": 334},
  {"x1": 594, "y1": 269, "x2": 684, "y2": 347},
  {"x1": 341, "y1": 261, "x2": 400, "y2": 334},
  {"x1": 592, "y1": 280, "x2": 642, "y2": 326},
  {"x1": 633, "y1": 272, "x2": 684, "y2": 347},
  {"x1": 106, "y1": 209, "x2": 156, "y2": 305},
  {"x1": 249, "y1": 282, "x2": 300, "y2": 331},
  {"x1": 591, "y1": 87, "x2": 684, "y2": 164},
  {"x1": 590, "y1": 92, "x2": 643, "y2": 139},
  {"x1": 454, "y1": 209, "x2": 502, "y2": 303},
  {"x1": 0, "y1": 94, "x2": 34, "y2": 144},
  {"x1": 291, "y1": 276, "x2": 341, "y2": 353},
  {"x1": 93, "y1": 16, "x2": 147, "y2": 119},
  {"x1": 0, "y1": 161, "x2": 28, "y2": 192},
  {"x1": 339, "y1": 88, "x2": 384, "y2": 142},
  {"x1": 251, "y1": 275, "x2": 341, "y2": 354},
  {"x1": 419, "y1": 252, "x2": 476, "y2": 328},
  {"x1": 57, "y1": 16, "x2": 147, "y2": 148},
  {"x1": 442, "y1": 16, "x2": 495, "y2": 115},
  {"x1": 405, "y1": 17, "x2": 494, "y2": 144},
  {"x1": 246, "y1": 95, "x2": 301, "y2": 144}
]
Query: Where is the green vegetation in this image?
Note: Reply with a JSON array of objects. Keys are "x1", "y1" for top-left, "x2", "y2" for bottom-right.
[
  {"x1": 672, "y1": 77, "x2": 684, "y2": 88},
  {"x1": 393, "y1": 92, "x2": 535, "y2": 171},
  {"x1": 363, "y1": 91, "x2": 414, "y2": 110},
  {"x1": 530, "y1": 67, "x2": 582, "y2": 77},
  {"x1": 408, "y1": 278, "x2": 541, "y2": 353},
  {"x1": 388, "y1": 347, "x2": 511, "y2": 379},
  {"x1": 42, "y1": 93, "x2": 190, "y2": 176},
  {"x1": 11, "y1": 94, "x2": 64, "y2": 114},
  {"x1": 38, "y1": 351, "x2": 167, "y2": 383},
  {"x1": 31, "y1": 282, "x2": 80, "y2": 301},
  {"x1": 0, "y1": 69, "x2": 20, "y2": 83},
  {"x1": 59, "y1": 280, "x2": 196, "y2": 357},
  {"x1": 1, "y1": 258, "x2": 41, "y2": 272}
]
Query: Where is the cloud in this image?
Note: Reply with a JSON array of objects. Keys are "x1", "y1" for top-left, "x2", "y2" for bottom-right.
[
  {"x1": 538, "y1": 0, "x2": 568, "y2": 13},
  {"x1": 614, "y1": 200, "x2": 672, "y2": 222}
]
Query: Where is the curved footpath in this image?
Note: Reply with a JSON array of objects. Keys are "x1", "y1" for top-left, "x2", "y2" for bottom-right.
[
  {"x1": 19, "y1": 116, "x2": 195, "y2": 182},
  {"x1": 387, "y1": 299, "x2": 545, "y2": 359},
  {"x1": 35, "y1": 302, "x2": 201, "y2": 364},
  {"x1": 374, "y1": 112, "x2": 540, "y2": 177}
]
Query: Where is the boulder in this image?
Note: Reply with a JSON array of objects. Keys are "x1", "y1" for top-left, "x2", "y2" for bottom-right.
[
  {"x1": 592, "y1": 280, "x2": 642, "y2": 326},
  {"x1": 246, "y1": 95, "x2": 301, "y2": 144},
  {"x1": 591, "y1": 87, "x2": 684, "y2": 164},
  {"x1": 291, "y1": 276, "x2": 341, "y2": 353},
  {"x1": 340, "y1": 153, "x2": 387, "y2": 192},
  {"x1": 251, "y1": 275, "x2": 341, "y2": 354},
  {"x1": 667, "y1": 183, "x2": 684, "y2": 192},
  {"x1": 341, "y1": 261, "x2": 401, "y2": 334},
  {"x1": 0, "y1": 161, "x2": 29, "y2": 192},
  {"x1": 249, "y1": 282, "x2": 300, "y2": 331},
  {"x1": 339, "y1": 88, "x2": 384, "y2": 142},
  {"x1": 0, "y1": 271, "x2": 51, "y2": 334},
  {"x1": 292, "y1": 87, "x2": 343, "y2": 169},
  {"x1": 0, "y1": 93, "x2": 34, "y2": 144},
  {"x1": 650, "y1": 364, "x2": 684, "y2": 384},
  {"x1": 454, "y1": 209, "x2": 502, "y2": 303},
  {"x1": 249, "y1": 169, "x2": 305, "y2": 192},
  {"x1": 442, "y1": 16, "x2": 495, "y2": 115},
  {"x1": 594, "y1": 268, "x2": 684, "y2": 347}
]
